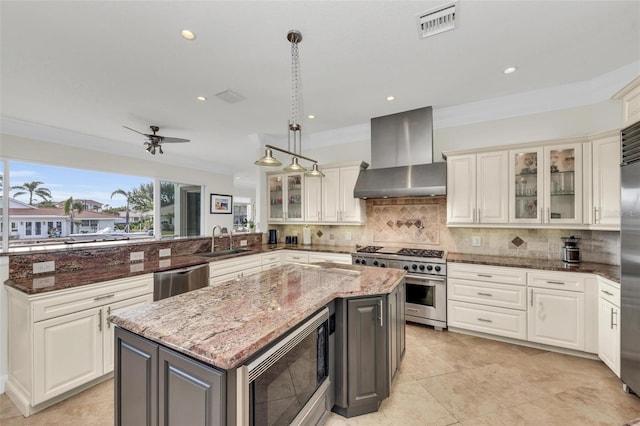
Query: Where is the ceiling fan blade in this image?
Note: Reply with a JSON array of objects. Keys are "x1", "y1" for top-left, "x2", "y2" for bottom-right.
[
  {"x1": 123, "y1": 125, "x2": 148, "y2": 136},
  {"x1": 159, "y1": 136, "x2": 191, "y2": 143}
]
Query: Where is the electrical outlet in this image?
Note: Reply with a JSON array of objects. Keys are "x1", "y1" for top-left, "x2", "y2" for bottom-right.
[
  {"x1": 472, "y1": 236, "x2": 481, "y2": 247},
  {"x1": 33, "y1": 276, "x2": 55, "y2": 289},
  {"x1": 159, "y1": 259, "x2": 171, "y2": 268},
  {"x1": 159, "y1": 248, "x2": 171, "y2": 258},
  {"x1": 329, "y1": 233, "x2": 335, "y2": 241},
  {"x1": 346, "y1": 232, "x2": 352, "y2": 241},
  {"x1": 130, "y1": 263, "x2": 144, "y2": 273},
  {"x1": 130, "y1": 251, "x2": 145, "y2": 262},
  {"x1": 33, "y1": 261, "x2": 55, "y2": 274},
  {"x1": 240, "y1": 240, "x2": 248, "y2": 247}
]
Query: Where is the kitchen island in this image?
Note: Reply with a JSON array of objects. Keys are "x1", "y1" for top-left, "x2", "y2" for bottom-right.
[{"x1": 109, "y1": 262, "x2": 406, "y2": 425}]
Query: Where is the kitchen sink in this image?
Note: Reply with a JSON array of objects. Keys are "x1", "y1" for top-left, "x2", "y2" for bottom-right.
[{"x1": 195, "y1": 248, "x2": 256, "y2": 258}]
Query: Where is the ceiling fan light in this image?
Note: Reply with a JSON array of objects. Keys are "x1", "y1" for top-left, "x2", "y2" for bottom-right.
[
  {"x1": 305, "y1": 163, "x2": 324, "y2": 177},
  {"x1": 283, "y1": 156, "x2": 306, "y2": 172},
  {"x1": 255, "y1": 148, "x2": 282, "y2": 166}
]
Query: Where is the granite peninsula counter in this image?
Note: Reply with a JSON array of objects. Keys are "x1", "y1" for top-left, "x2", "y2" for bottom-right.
[{"x1": 110, "y1": 262, "x2": 406, "y2": 425}]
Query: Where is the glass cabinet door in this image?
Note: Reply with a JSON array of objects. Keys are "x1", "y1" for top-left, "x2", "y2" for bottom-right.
[
  {"x1": 544, "y1": 145, "x2": 581, "y2": 224},
  {"x1": 286, "y1": 173, "x2": 303, "y2": 221},
  {"x1": 511, "y1": 149, "x2": 543, "y2": 223},
  {"x1": 268, "y1": 175, "x2": 284, "y2": 220}
]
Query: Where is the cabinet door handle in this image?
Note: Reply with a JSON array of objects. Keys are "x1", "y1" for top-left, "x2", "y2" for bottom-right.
[
  {"x1": 292, "y1": 256, "x2": 301, "y2": 260},
  {"x1": 601, "y1": 289, "x2": 614, "y2": 296},
  {"x1": 98, "y1": 309, "x2": 103, "y2": 332},
  {"x1": 477, "y1": 292, "x2": 493, "y2": 297},
  {"x1": 611, "y1": 308, "x2": 618, "y2": 329},
  {"x1": 546, "y1": 280, "x2": 565, "y2": 285},
  {"x1": 477, "y1": 318, "x2": 493, "y2": 323},
  {"x1": 530, "y1": 288, "x2": 533, "y2": 307},
  {"x1": 378, "y1": 299, "x2": 384, "y2": 327},
  {"x1": 406, "y1": 307, "x2": 420, "y2": 312},
  {"x1": 540, "y1": 208, "x2": 544, "y2": 224},
  {"x1": 94, "y1": 294, "x2": 115, "y2": 302},
  {"x1": 477, "y1": 274, "x2": 493, "y2": 278},
  {"x1": 107, "y1": 307, "x2": 112, "y2": 328},
  {"x1": 594, "y1": 206, "x2": 599, "y2": 224}
]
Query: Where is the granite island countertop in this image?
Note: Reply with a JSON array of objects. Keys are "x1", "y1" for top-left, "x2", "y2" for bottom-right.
[
  {"x1": 109, "y1": 262, "x2": 405, "y2": 370},
  {"x1": 4, "y1": 244, "x2": 357, "y2": 294},
  {"x1": 447, "y1": 253, "x2": 621, "y2": 283}
]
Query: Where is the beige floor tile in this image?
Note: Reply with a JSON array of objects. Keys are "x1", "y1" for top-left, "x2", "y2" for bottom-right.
[
  {"x1": 555, "y1": 382, "x2": 640, "y2": 424},
  {"x1": 510, "y1": 395, "x2": 620, "y2": 426},
  {"x1": 459, "y1": 407, "x2": 529, "y2": 426}
]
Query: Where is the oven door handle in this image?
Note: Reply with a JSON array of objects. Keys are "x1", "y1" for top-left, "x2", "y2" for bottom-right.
[{"x1": 406, "y1": 274, "x2": 446, "y2": 284}]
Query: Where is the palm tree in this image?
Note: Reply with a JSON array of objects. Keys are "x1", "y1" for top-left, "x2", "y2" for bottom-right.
[
  {"x1": 111, "y1": 189, "x2": 134, "y2": 231},
  {"x1": 11, "y1": 181, "x2": 52, "y2": 205},
  {"x1": 63, "y1": 197, "x2": 84, "y2": 234}
]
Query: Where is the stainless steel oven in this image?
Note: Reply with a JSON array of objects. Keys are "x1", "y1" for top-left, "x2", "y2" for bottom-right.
[
  {"x1": 405, "y1": 274, "x2": 446, "y2": 330},
  {"x1": 352, "y1": 246, "x2": 447, "y2": 330}
]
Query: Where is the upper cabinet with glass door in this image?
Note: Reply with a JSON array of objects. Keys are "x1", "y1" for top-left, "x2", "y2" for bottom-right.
[
  {"x1": 267, "y1": 172, "x2": 304, "y2": 222},
  {"x1": 509, "y1": 143, "x2": 582, "y2": 225}
]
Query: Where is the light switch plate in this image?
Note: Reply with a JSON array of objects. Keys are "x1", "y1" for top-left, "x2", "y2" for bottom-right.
[
  {"x1": 346, "y1": 232, "x2": 352, "y2": 241},
  {"x1": 33, "y1": 261, "x2": 55, "y2": 274},
  {"x1": 159, "y1": 248, "x2": 171, "y2": 258},
  {"x1": 130, "y1": 251, "x2": 145, "y2": 262},
  {"x1": 472, "y1": 236, "x2": 481, "y2": 247}
]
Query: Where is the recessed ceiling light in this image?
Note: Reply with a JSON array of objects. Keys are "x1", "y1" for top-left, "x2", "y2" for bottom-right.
[
  {"x1": 307, "y1": 114, "x2": 315, "y2": 119},
  {"x1": 386, "y1": 96, "x2": 395, "y2": 101},
  {"x1": 503, "y1": 66, "x2": 517, "y2": 74},
  {"x1": 181, "y1": 30, "x2": 196, "y2": 40},
  {"x1": 196, "y1": 96, "x2": 207, "y2": 101}
]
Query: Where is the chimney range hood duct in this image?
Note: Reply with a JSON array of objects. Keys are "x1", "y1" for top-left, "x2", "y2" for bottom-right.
[{"x1": 353, "y1": 106, "x2": 446, "y2": 198}]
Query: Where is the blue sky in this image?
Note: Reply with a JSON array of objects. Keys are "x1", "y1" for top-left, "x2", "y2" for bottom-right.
[{"x1": 4, "y1": 161, "x2": 150, "y2": 207}]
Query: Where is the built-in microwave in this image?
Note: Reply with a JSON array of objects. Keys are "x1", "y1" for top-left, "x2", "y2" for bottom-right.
[{"x1": 236, "y1": 307, "x2": 331, "y2": 425}]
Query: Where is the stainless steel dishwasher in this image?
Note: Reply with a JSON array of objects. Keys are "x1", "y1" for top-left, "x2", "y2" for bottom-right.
[{"x1": 153, "y1": 263, "x2": 209, "y2": 301}]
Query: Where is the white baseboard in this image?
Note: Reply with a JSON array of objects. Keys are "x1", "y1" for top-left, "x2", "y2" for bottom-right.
[{"x1": 0, "y1": 374, "x2": 7, "y2": 394}]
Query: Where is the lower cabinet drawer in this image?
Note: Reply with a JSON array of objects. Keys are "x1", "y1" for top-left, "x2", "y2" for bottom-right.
[
  {"x1": 262, "y1": 262, "x2": 280, "y2": 271},
  {"x1": 448, "y1": 279, "x2": 527, "y2": 310},
  {"x1": 447, "y1": 300, "x2": 527, "y2": 340}
]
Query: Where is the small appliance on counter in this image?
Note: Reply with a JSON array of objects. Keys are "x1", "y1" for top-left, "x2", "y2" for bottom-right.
[
  {"x1": 268, "y1": 229, "x2": 278, "y2": 245},
  {"x1": 561, "y1": 236, "x2": 581, "y2": 263}
]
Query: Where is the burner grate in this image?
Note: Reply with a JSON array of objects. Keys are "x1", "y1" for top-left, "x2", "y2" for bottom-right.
[
  {"x1": 356, "y1": 246, "x2": 383, "y2": 253},
  {"x1": 397, "y1": 248, "x2": 445, "y2": 258}
]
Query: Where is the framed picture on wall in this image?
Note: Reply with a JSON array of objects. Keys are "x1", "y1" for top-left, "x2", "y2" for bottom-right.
[{"x1": 210, "y1": 193, "x2": 232, "y2": 214}]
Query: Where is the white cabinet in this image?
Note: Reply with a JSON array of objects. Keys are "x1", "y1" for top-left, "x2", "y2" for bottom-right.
[
  {"x1": 588, "y1": 134, "x2": 621, "y2": 229},
  {"x1": 447, "y1": 151, "x2": 509, "y2": 225},
  {"x1": 614, "y1": 75, "x2": 640, "y2": 127},
  {"x1": 282, "y1": 250, "x2": 309, "y2": 263},
  {"x1": 6, "y1": 274, "x2": 153, "y2": 416},
  {"x1": 261, "y1": 252, "x2": 282, "y2": 271},
  {"x1": 447, "y1": 263, "x2": 527, "y2": 339},
  {"x1": 527, "y1": 271, "x2": 586, "y2": 351},
  {"x1": 510, "y1": 143, "x2": 583, "y2": 225},
  {"x1": 208, "y1": 254, "x2": 263, "y2": 285},
  {"x1": 307, "y1": 252, "x2": 352, "y2": 265},
  {"x1": 304, "y1": 174, "x2": 322, "y2": 222},
  {"x1": 321, "y1": 165, "x2": 365, "y2": 224},
  {"x1": 598, "y1": 277, "x2": 620, "y2": 377},
  {"x1": 267, "y1": 172, "x2": 304, "y2": 222}
]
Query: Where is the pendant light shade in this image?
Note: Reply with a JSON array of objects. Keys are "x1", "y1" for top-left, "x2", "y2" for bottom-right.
[
  {"x1": 283, "y1": 156, "x2": 306, "y2": 172},
  {"x1": 305, "y1": 163, "x2": 325, "y2": 177},
  {"x1": 254, "y1": 148, "x2": 282, "y2": 166}
]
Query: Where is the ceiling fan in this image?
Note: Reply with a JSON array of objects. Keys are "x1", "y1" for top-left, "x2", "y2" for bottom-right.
[{"x1": 123, "y1": 125, "x2": 190, "y2": 155}]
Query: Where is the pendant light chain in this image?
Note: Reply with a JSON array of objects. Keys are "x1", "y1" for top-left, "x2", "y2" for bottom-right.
[{"x1": 290, "y1": 35, "x2": 300, "y2": 154}]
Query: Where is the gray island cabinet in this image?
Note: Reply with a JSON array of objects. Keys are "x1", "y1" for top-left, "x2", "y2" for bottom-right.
[{"x1": 109, "y1": 263, "x2": 405, "y2": 426}]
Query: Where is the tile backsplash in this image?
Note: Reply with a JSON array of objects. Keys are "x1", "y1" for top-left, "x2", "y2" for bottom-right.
[{"x1": 269, "y1": 197, "x2": 620, "y2": 265}]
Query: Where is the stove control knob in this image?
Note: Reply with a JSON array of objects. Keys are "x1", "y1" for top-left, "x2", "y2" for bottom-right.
[
  {"x1": 403, "y1": 265, "x2": 409, "y2": 271},
  {"x1": 373, "y1": 260, "x2": 379, "y2": 266},
  {"x1": 354, "y1": 259, "x2": 361, "y2": 264},
  {"x1": 361, "y1": 259, "x2": 367, "y2": 266},
  {"x1": 380, "y1": 263, "x2": 387, "y2": 268},
  {"x1": 411, "y1": 264, "x2": 418, "y2": 270},
  {"x1": 419, "y1": 264, "x2": 425, "y2": 271},
  {"x1": 426, "y1": 265, "x2": 433, "y2": 271},
  {"x1": 435, "y1": 265, "x2": 441, "y2": 272}
]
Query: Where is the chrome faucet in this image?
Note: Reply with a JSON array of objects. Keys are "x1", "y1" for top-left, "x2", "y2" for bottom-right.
[{"x1": 211, "y1": 225, "x2": 223, "y2": 251}]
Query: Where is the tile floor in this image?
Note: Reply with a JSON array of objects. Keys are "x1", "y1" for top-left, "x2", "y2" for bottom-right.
[{"x1": 2, "y1": 323, "x2": 640, "y2": 425}]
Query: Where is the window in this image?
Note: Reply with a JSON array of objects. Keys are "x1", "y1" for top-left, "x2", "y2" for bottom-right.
[{"x1": 159, "y1": 181, "x2": 202, "y2": 238}]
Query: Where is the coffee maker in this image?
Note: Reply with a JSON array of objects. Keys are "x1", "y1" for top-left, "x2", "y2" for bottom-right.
[
  {"x1": 561, "y1": 236, "x2": 581, "y2": 263},
  {"x1": 268, "y1": 229, "x2": 278, "y2": 245}
]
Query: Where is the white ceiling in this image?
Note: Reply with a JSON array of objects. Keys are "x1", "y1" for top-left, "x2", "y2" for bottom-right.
[{"x1": 2, "y1": 1, "x2": 639, "y2": 187}]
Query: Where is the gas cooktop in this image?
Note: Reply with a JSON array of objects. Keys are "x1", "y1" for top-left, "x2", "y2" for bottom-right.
[{"x1": 355, "y1": 246, "x2": 446, "y2": 260}]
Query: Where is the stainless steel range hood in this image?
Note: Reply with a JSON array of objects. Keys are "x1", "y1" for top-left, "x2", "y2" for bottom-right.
[{"x1": 353, "y1": 106, "x2": 446, "y2": 198}]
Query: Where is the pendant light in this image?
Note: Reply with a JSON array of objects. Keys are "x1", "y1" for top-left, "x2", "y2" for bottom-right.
[{"x1": 254, "y1": 30, "x2": 323, "y2": 177}]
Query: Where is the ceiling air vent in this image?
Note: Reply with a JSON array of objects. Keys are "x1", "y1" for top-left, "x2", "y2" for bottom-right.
[
  {"x1": 215, "y1": 89, "x2": 245, "y2": 104},
  {"x1": 417, "y1": 2, "x2": 457, "y2": 39}
]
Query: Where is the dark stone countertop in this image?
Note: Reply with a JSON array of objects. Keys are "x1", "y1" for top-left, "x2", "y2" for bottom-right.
[
  {"x1": 447, "y1": 253, "x2": 620, "y2": 283},
  {"x1": 4, "y1": 244, "x2": 357, "y2": 295}
]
